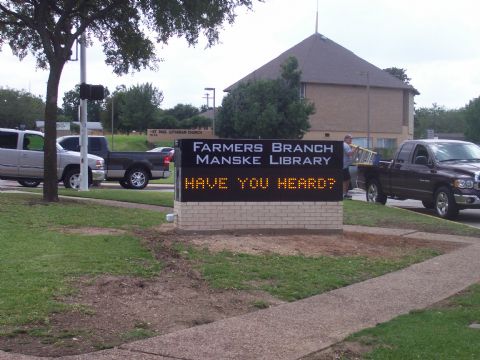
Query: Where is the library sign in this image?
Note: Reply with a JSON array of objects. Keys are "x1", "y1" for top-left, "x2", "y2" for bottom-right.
[{"x1": 175, "y1": 139, "x2": 343, "y2": 202}]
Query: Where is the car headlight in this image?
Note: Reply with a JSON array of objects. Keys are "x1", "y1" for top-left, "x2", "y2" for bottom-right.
[
  {"x1": 95, "y1": 159, "x2": 104, "y2": 170},
  {"x1": 454, "y1": 179, "x2": 474, "y2": 189}
]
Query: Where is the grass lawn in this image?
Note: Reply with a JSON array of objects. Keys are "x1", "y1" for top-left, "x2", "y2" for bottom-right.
[
  {"x1": 106, "y1": 133, "x2": 173, "y2": 152},
  {"x1": 347, "y1": 283, "x2": 480, "y2": 359},
  {"x1": 184, "y1": 246, "x2": 440, "y2": 302},
  {"x1": 344, "y1": 200, "x2": 480, "y2": 236},
  {"x1": 56, "y1": 188, "x2": 173, "y2": 207},
  {"x1": 0, "y1": 193, "x2": 163, "y2": 326},
  {"x1": 2, "y1": 190, "x2": 479, "y2": 358}
]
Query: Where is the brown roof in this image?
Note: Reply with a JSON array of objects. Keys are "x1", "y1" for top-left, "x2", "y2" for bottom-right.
[{"x1": 225, "y1": 33, "x2": 419, "y2": 94}]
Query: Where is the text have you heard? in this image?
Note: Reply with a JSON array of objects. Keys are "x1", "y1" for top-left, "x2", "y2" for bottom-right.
[
  {"x1": 192, "y1": 141, "x2": 335, "y2": 166},
  {"x1": 184, "y1": 177, "x2": 337, "y2": 191}
]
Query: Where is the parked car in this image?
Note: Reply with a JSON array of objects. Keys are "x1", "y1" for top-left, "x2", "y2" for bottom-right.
[
  {"x1": 357, "y1": 139, "x2": 480, "y2": 219},
  {"x1": 57, "y1": 135, "x2": 171, "y2": 189},
  {"x1": 148, "y1": 146, "x2": 174, "y2": 160},
  {"x1": 0, "y1": 128, "x2": 105, "y2": 188}
]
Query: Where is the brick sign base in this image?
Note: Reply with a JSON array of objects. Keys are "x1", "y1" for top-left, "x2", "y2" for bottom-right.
[{"x1": 174, "y1": 201, "x2": 343, "y2": 232}]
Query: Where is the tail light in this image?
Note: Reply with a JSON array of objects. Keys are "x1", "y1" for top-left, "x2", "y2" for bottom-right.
[{"x1": 163, "y1": 156, "x2": 171, "y2": 166}]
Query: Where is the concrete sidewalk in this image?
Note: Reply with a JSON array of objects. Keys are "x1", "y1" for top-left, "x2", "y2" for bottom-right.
[{"x1": 2, "y1": 226, "x2": 480, "y2": 360}]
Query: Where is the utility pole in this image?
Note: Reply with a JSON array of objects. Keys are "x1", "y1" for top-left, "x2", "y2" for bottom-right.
[{"x1": 204, "y1": 87, "x2": 216, "y2": 136}]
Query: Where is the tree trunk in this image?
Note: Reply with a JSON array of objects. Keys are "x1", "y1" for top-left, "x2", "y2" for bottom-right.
[{"x1": 43, "y1": 64, "x2": 65, "y2": 202}]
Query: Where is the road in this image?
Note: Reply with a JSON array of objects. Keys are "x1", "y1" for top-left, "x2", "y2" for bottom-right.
[{"x1": 2, "y1": 179, "x2": 480, "y2": 229}]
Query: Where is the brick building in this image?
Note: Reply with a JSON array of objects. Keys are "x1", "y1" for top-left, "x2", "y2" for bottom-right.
[{"x1": 225, "y1": 32, "x2": 419, "y2": 151}]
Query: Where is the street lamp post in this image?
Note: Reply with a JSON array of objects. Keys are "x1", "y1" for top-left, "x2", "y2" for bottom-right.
[{"x1": 204, "y1": 87, "x2": 215, "y2": 136}]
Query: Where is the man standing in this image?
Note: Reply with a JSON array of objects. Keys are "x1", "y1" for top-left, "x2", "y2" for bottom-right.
[{"x1": 343, "y1": 134, "x2": 354, "y2": 199}]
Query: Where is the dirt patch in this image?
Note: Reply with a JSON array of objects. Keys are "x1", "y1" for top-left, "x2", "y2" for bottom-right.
[
  {"x1": 60, "y1": 227, "x2": 128, "y2": 236},
  {"x1": 0, "y1": 227, "x2": 462, "y2": 357},
  {"x1": 301, "y1": 341, "x2": 374, "y2": 360}
]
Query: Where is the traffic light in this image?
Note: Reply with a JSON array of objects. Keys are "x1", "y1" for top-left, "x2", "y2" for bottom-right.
[{"x1": 80, "y1": 83, "x2": 105, "y2": 101}]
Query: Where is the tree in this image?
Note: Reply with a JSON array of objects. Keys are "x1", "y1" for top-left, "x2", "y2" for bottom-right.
[
  {"x1": 0, "y1": 88, "x2": 45, "y2": 129},
  {"x1": 383, "y1": 67, "x2": 411, "y2": 84},
  {"x1": 464, "y1": 97, "x2": 480, "y2": 142},
  {"x1": 216, "y1": 56, "x2": 314, "y2": 139},
  {"x1": 163, "y1": 103, "x2": 211, "y2": 129},
  {"x1": 183, "y1": 114, "x2": 211, "y2": 128},
  {"x1": 151, "y1": 113, "x2": 179, "y2": 129},
  {"x1": 0, "y1": 0, "x2": 256, "y2": 201},
  {"x1": 116, "y1": 83, "x2": 163, "y2": 133},
  {"x1": 414, "y1": 103, "x2": 466, "y2": 139},
  {"x1": 165, "y1": 104, "x2": 200, "y2": 121}
]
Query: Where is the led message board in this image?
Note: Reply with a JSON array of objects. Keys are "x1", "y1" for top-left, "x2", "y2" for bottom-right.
[{"x1": 175, "y1": 139, "x2": 343, "y2": 202}]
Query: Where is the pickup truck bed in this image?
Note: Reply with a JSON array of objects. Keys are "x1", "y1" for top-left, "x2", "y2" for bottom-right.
[{"x1": 357, "y1": 139, "x2": 480, "y2": 219}]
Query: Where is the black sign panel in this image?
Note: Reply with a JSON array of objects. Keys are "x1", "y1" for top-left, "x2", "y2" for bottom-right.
[{"x1": 175, "y1": 139, "x2": 343, "y2": 202}]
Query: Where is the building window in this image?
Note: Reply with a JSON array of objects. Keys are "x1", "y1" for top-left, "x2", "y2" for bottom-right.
[
  {"x1": 300, "y1": 83, "x2": 306, "y2": 99},
  {"x1": 352, "y1": 137, "x2": 372, "y2": 148},
  {"x1": 377, "y1": 138, "x2": 397, "y2": 149}
]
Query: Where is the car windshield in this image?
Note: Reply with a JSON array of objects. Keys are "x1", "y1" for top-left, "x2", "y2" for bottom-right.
[{"x1": 430, "y1": 142, "x2": 480, "y2": 162}]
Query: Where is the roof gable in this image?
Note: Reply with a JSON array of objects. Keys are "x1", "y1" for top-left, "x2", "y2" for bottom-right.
[{"x1": 225, "y1": 33, "x2": 418, "y2": 94}]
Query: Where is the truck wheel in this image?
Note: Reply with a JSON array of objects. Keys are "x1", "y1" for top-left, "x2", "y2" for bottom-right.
[
  {"x1": 63, "y1": 168, "x2": 81, "y2": 189},
  {"x1": 119, "y1": 179, "x2": 132, "y2": 189},
  {"x1": 366, "y1": 179, "x2": 387, "y2": 205},
  {"x1": 126, "y1": 168, "x2": 149, "y2": 189},
  {"x1": 422, "y1": 200, "x2": 434, "y2": 209},
  {"x1": 434, "y1": 186, "x2": 459, "y2": 219},
  {"x1": 18, "y1": 180, "x2": 41, "y2": 187}
]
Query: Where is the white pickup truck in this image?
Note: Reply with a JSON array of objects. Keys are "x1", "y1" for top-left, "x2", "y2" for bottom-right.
[{"x1": 0, "y1": 128, "x2": 105, "y2": 188}]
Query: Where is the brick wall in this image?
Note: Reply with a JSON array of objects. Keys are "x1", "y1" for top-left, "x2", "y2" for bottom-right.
[
  {"x1": 306, "y1": 84, "x2": 404, "y2": 134},
  {"x1": 174, "y1": 201, "x2": 343, "y2": 231}
]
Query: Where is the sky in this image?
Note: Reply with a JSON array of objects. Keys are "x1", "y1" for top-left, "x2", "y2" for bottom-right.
[{"x1": 1, "y1": 0, "x2": 479, "y2": 111}]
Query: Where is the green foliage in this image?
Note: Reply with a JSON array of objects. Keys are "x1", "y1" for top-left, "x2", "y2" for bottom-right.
[
  {"x1": 349, "y1": 284, "x2": 480, "y2": 359},
  {"x1": 153, "y1": 104, "x2": 212, "y2": 129},
  {"x1": 165, "y1": 104, "x2": 199, "y2": 121},
  {"x1": 115, "y1": 83, "x2": 164, "y2": 133},
  {"x1": 182, "y1": 114, "x2": 211, "y2": 129},
  {"x1": 0, "y1": 88, "x2": 45, "y2": 129},
  {"x1": 414, "y1": 103, "x2": 466, "y2": 139},
  {"x1": 464, "y1": 96, "x2": 480, "y2": 142},
  {"x1": 383, "y1": 67, "x2": 411, "y2": 84},
  {"x1": 217, "y1": 56, "x2": 314, "y2": 139},
  {"x1": 152, "y1": 114, "x2": 179, "y2": 129},
  {"x1": 0, "y1": 193, "x2": 162, "y2": 325}
]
